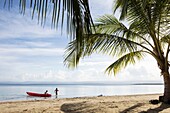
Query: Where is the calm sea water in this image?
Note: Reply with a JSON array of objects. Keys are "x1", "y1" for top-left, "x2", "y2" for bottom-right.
[{"x1": 0, "y1": 84, "x2": 164, "y2": 102}]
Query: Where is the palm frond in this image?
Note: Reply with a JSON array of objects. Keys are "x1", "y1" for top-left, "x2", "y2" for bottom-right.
[
  {"x1": 113, "y1": 0, "x2": 128, "y2": 20},
  {"x1": 84, "y1": 34, "x2": 139, "y2": 57},
  {"x1": 95, "y1": 14, "x2": 127, "y2": 35},
  {"x1": 64, "y1": 33, "x2": 138, "y2": 68},
  {"x1": 113, "y1": 0, "x2": 170, "y2": 62},
  {"x1": 95, "y1": 14, "x2": 154, "y2": 49},
  {"x1": 160, "y1": 34, "x2": 170, "y2": 44},
  {"x1": 113, "y1": 0, "x2": 170, "y2": 36},
  {"x1": 106, "y1": 50, "x2": 145, "y2": 75},
  {"x1": 64, "y1": 31, "x2": 153, "y2": 69},
  {"x1": 64, "y1": 40, "x2": 83, "y2": 69}
]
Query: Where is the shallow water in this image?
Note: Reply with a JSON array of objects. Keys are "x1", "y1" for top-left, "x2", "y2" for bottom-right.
[{"x1": 0, "y1": 84, "x2": 163, "y2": 102}]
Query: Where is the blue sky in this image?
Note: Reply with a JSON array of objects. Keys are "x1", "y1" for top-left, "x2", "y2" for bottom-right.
[{"x1": 0, "y1": 0, "x2": 162, "y2": 83}]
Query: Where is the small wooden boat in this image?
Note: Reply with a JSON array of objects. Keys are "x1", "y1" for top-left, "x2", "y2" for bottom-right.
[{"x1": 26, "y1": 92, "x2": 52, "y2": 97}]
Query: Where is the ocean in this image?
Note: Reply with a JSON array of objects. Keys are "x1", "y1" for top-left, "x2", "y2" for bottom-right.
[{"x1": 0, "y1": 83, "x2": 164, "y2": 102}]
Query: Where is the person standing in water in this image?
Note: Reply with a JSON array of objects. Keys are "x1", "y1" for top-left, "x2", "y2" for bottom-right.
[
  {"x1": 44, "y1": 90, "x2": 48, "y2": 94},
  {"x1": 55, "y1": 88, "x2": 59, "y2": 95}
]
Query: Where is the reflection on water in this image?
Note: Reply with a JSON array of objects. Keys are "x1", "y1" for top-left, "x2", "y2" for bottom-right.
[
  {"x1": 26, "y1": 95, "x2": 52, "y2": 100},
  {"x1": 55, "y1": 95, "x2": 58, "y2": 99},
  {"x1": 0, "y1": 84, "x2": 163, "y2": 102}
]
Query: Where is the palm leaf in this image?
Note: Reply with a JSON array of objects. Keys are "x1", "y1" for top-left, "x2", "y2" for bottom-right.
[
  {"x1": 95, "y1": 14, "x2": 154, "y2": 49},
  {"x1": 84, "y1": 34, "x2": 138, "y2": 57},
  {"x1": 106, "y1": 50, "x2": 145, "y2": 75},
  {"x1": 113, "y1": 0, "x2": 170, "y2": 36},
  {"x1": 64, "y1": 39, "x2": 84, "y2": 69},
  {"x1": 114, "y1": 0, "x2": 170, "y2": 62},
  {"x1": 160, "y1": 34, "x2": 170, "y2": 44},
  {"x1": 95, "y1": 14, "x2": 127, "y2": 35}
]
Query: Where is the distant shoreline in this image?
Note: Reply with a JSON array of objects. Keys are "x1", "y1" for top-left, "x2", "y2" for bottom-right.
[
  {"x1": 0, "y1": 82, "x2": 163, "y2": 86},
  {"x1": 0, "y1": 83, "x2": 163, "y2": 102}
]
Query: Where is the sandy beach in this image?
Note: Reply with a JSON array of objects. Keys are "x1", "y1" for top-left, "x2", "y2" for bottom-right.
[{"x1": 1, "y1": 94, "x2": 170, "y2": 113}]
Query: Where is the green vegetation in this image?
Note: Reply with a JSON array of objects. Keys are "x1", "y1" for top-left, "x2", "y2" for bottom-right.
[{"x1": 64, "y1": 0, "x2": 170, "y2": 103}]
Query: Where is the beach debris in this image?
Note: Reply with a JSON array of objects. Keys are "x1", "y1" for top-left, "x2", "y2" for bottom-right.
[
  {"x1": 97, "y1": 94, "x2": 103, "y2": 97},
  {"x1": 23, "y1": 109, "x2": 28, "y2": 111},
  {"x1": 149, "y1": 99, "x2": 160, "y2": 104}
]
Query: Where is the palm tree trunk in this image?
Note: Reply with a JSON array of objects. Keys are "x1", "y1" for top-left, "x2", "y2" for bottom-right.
[{"x1": 163, "y1": 72, "x2": 170, "y2": 103}]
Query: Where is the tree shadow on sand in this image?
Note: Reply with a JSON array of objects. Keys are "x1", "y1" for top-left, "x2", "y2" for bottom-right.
[
  {"x1": 139, "y1": 103, "x2": 170, "y2": 113},
  {"x1": 118, "y1": 102, "x2": 170, "y2": 113},
  {"x1": 120, "y1": 103, "x2": 143, "y2": 113},
  {"x1": 60, "y1": 101, "x2": 115, "y2": 113},
  {"x1": 60, "y1": 101, "x2": 170, "y2": 113},
  {"x1": 60, "y1": 101, "x2": 94, "y2": 113}
]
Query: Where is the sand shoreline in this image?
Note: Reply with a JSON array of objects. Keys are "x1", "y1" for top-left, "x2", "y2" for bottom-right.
[{"x1": 1, "y1": 94, "x2": 170, "y2": 113}]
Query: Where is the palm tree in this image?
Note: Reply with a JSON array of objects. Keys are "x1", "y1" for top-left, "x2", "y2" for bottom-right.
[
  {"x1": 4, "y1": 0, "x2": 170, "y2": 102},
  {"x1": 64, "y1": 0, "x2": 170, "y2": 103}
]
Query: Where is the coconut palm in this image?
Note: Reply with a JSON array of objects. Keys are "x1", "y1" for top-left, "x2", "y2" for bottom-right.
[
  {"x1": 4, "y1": 0, "x2": 170, "y2": 103},
  {"x1": 64, "y1": 0, "x2": 170, "y2": 103}
]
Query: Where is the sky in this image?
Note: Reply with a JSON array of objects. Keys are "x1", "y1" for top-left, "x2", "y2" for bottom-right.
[{"x1": 0, "y1": 0, "x2": 163, "y2": 83}]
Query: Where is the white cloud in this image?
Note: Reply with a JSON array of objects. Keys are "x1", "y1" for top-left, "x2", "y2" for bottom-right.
[
  {"x1": 0, "y1": 9, "x2": 60, "y2": 39},
  {"x1": 0, "y1": 47, "x2": 64, "y2": 56},
  {"x1": 76, "y1": 54, "x2": 162, "y2": 82},
  {"x1": 89, "y1": 0, "x2": 114, "y2": 18},
  {"x1": 0, "y1": 52, "x2": 163, "y2": 82},
  {"x1": 18, "y1": 57, "x2": 163, "y2": 82},
  {"x1": 0, "y1": 41, "x2": 57, "y2": 48},
  {"x1": 22, "y1": 41, "x2": 54, "y2": 48},
  {"x1": 19, "y1": 69, "x2": 106, "y2": 82}
]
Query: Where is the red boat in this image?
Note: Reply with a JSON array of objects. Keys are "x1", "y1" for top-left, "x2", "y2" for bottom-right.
[{"x1": 26, "y1": 92, "x2": 52, "y2": 97}]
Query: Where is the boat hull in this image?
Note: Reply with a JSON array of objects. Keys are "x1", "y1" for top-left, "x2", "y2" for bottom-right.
[{"x1": 26, "y1": 92, "x2": 52, "y2": 97}]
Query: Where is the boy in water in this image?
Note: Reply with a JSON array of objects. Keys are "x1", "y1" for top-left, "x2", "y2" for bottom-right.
[
  {"x1": 55, "y1": 88, "x2": 59, "y2": 95},
  {"x1": 44, "y1": 90, "x2": 48, "y2": 94}
]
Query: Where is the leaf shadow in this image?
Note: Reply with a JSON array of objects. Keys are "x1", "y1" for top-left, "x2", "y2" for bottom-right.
[
  {"x1": 139, "y1": 103, "x2": 170, "y2": 113},
  {"x1": 120, "y1": 103, "x2": 143, "y2": 113}
]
